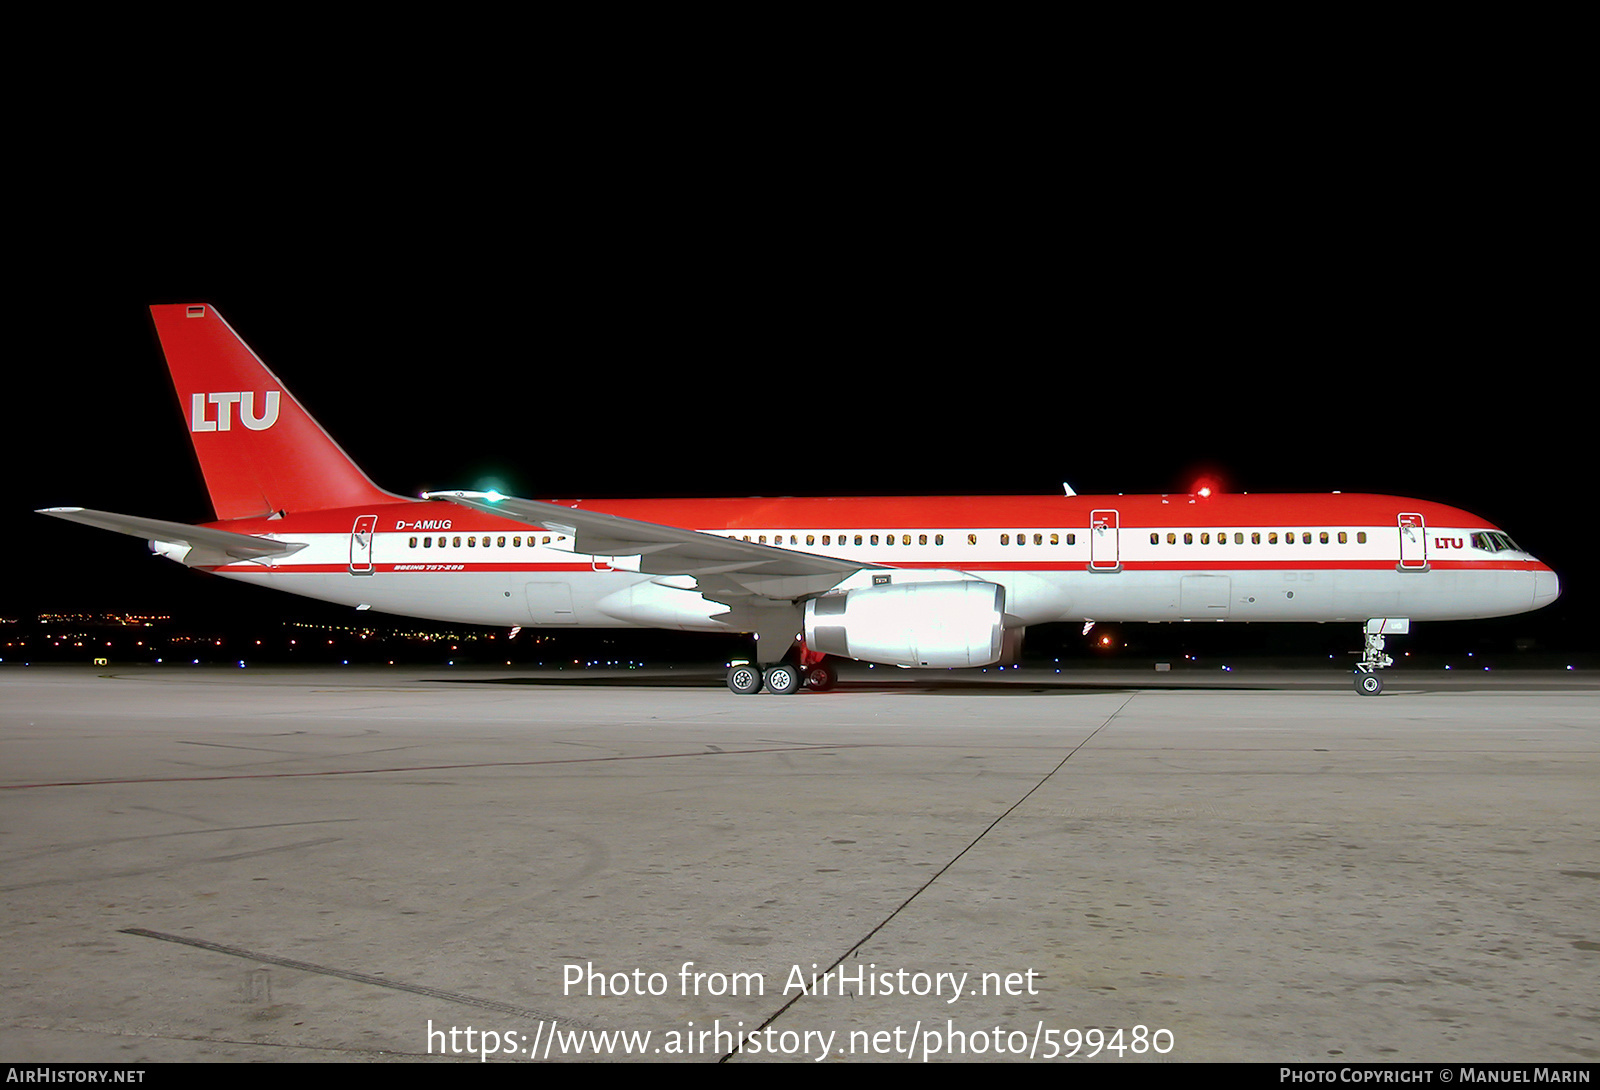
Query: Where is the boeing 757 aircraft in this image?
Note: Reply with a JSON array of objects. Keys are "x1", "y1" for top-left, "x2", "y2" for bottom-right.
[{"x1": 40, "y1": 305, "x2": 1561, "y2": 695}]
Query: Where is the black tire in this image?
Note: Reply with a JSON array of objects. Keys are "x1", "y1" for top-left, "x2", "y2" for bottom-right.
[
  {"x1": 764, "y1": 664, "x2": 801, "y2": 695},
  {"x1": 803, "y1": 662, "x2": 837, "y2": 692},
  {"x1": 728, "y1": 664, "x2": 763, "y2": 695},
  {"x1": 1356, "y1": 672, "x2": 1383, "y2": 696}
]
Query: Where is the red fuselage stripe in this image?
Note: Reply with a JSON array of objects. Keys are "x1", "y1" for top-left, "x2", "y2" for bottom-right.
[{"x1": 209, "y1": 559, "x2": 1542, "y2": 575}]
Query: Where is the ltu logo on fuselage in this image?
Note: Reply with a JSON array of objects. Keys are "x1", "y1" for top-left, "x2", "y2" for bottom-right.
[{"x1": 190, "y1": 392, "x2": 280, "y2": 432}]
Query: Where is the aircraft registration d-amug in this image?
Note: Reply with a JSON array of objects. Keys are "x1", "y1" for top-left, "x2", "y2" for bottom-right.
[{"x1": 42, "y1": 305, "x2": 1561, "y2": 695}]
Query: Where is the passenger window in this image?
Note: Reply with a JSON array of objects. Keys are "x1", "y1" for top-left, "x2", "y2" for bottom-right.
[
  {"x1": 1319, "y1": 532, "x2": 1329, "y2": 544},
  {"x1": 1234, "y1": 532, "x2": 1244, "y2": 544},
  {"x1": 1269, "y1": 532, "x2": 1278, "y2": 544},
  {"x1": 1065, "y1": 533, "x2": 1076, "y2": 545},
  {"x1": 854, "y1": 535, "x2": 863, "y2": 546},
  {"x1": 1150, "y1": 533, "x2": 1159, "y2": 545},
  {"x1": 452, "y1": 536, "x2": 462, "y2": 548},
  {"x1": 968, "y1": 534, "x2": 977, "y2": 546},
  {"x1": 1184, "y1": 533, "x2": 1193, "y2": 545},
  {"x1": 1338, "y1": 532, "x2": 1347, "y2": 544},
  {"x1": 1302, "y1": 532, "x2": 1311, "y2": 544},
  {"x1": 513, "y1": 536, "x2": 522, "y2": 547},
  {"x1": 1357, "y1": 532, "x2": 1367, "y2": 544},
  {"x1": 1001, "y1": 534, "x2": 1010, "y2": 545},
  {"x1": 822, "y1": 535, "x2": 831, "y2": 545},
  {"x1": 468, "y1": 536, "x2": 476, "y2": 547},
  {"x1": 918, "y1": 534, "x2": 927, "y2": 546},
  {"x1": 1251, "y1": 532, "x2": 1261, "y2": 544},
  {"x1": 423, "y1": 537, "x2": 432, "y2": 548},
  {"x1": 936, "y1": 534, "x2": 945, "y2": 545},
  {"x1": 806, "y1": 535, "x2": 815, "y2": 546},
  {"x1": 409, "y1": 537, "x2": 417, "y2": 548},
  {"x1": 1167, "y1": 533, "x2": 1176, "y2": 545},
  {"x1": 1201, "y1": 533, "x2": 1210, "y2": 544},
  {"x1": 1050, "y1": 533, "x2": 1060, "y2": 545}
]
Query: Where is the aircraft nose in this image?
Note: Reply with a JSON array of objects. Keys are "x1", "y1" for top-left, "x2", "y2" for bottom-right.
[{"x1": 1533, "y1": 568, "x2": 1561, "y2": 609}]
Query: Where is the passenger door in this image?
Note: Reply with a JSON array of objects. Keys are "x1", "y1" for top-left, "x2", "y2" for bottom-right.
[
  {"x1": 1397, "y1": 513, "x2": 1428, "y2": 570},
  {"x1": 1090, "y1": 509, "x2": 1120, "y2": 571},
  {"x1": 348, "y1": 515, "x2": 377, "y2": 575}
]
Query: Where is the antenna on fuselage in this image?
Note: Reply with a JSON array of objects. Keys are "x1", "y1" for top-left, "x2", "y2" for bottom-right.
[{"x1": 1062, "y1": 482, "x2": 1077, "y2": 497}]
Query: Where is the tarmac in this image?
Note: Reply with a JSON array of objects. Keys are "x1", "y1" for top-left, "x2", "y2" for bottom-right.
[{"x1": 1, "y1": 662, "x2": 1596, "y2": 1063}]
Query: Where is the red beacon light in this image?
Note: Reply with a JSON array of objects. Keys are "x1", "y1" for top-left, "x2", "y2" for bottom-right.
[{"x1": 1190, "y1": 476, "x2": 1221, "y2": 499}]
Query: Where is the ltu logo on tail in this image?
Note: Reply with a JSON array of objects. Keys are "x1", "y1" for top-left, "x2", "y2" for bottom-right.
[{"x1": 190, "y1": 392, "x2": 280, "y2": 432}]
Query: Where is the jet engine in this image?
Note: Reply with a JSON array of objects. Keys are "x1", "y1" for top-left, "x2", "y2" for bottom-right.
[{"x1": 803, "y1": 580, "x2": 1007, "y2": 668}]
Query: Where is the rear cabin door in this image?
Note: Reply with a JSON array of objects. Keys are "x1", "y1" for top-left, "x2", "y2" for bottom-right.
[{"x1": 349, "y1": 515, "x2": 377, "y2": 575}]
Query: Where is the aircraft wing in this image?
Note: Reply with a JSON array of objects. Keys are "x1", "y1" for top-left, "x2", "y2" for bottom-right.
[
  {"x1": 423, "y1": 490, "x2": 879, "y2": 603},
  {"x1": 37, "y1": 507, "x2": 308, "y2": 564}
]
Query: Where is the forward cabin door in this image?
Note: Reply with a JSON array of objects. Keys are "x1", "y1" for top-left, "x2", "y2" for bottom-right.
[{"x1": 1397, "y1": 512, "x2": 1428, "y2": 570}]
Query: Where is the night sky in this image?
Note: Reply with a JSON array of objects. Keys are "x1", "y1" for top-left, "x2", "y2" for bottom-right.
[{"x1": 6, "y1": 122, "x2": 1589, "y2": 660}]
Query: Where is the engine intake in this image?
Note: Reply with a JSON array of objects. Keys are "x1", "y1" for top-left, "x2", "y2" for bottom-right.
[{"x1": 804, "y1": 580, "x2": 1006, "y2": 668}]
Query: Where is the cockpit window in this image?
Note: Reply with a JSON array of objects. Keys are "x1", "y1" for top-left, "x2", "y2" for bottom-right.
[{"x1": 1471, "y1": 531, "x2": 1523, "y2": 553}]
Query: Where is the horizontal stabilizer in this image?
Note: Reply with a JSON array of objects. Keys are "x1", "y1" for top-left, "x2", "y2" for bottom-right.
[{"x1": 38, "y1": 507, "x2": 308, "y2": 563}]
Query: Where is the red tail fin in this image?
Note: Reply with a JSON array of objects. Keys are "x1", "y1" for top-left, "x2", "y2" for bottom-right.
[{"x1": 151, "y1": 303, "x2": 398, "y2": 520}]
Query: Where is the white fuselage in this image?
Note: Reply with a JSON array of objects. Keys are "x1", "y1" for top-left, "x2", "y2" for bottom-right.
[{"x1": 197, "y1": 495, "x2": 1559, "y2": 635}]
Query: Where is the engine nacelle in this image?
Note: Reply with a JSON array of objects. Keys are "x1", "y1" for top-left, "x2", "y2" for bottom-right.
[{"x1": 804, "y1": 580, "x2": 1006, "y2": 668}]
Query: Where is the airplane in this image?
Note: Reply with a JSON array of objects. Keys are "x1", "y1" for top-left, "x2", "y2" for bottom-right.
[{"x1": 39, "y1": 304, "x2": 1561, "y2": 696}]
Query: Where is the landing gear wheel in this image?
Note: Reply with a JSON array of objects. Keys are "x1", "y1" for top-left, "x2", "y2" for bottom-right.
[
  {"x1": 764, "y1": 664, "x2": 801, "y2": 695},
  {"x1": 727, "y1": 664, "x2": 763, "y2": 695},
  {"x1": 802, "y1": 662, "x2": 837, "y2": 692},
  {"x1": 1352, "y1": 621, "x2": 1401, "y2": 697}
]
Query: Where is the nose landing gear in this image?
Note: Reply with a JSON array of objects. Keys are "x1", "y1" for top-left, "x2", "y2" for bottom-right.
[{"x1": 1354, "y1": 618, "x2": 1408, "y2": 696}]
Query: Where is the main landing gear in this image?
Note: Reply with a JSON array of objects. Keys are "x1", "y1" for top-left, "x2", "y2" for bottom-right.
[
  {"x1": 1353, "y1": 618, "x2": 1407, "y2": 696},
  {"x1": 725, "y1": 657, "x2": 838, "y2": 695},
  {"x1": 763, "y1": 662, "x2": 802, "y2": 695},
  {"x1": 802, "y1": 660, "x2": 837, "y2": 692},
  {"x1": 727, "y1": 662, "x2": 764, "y2": 695}
]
